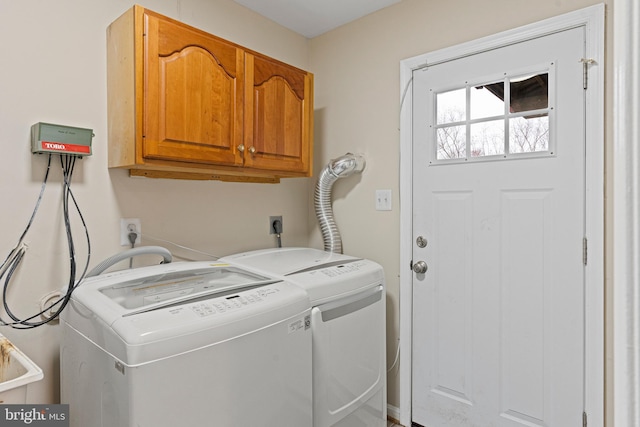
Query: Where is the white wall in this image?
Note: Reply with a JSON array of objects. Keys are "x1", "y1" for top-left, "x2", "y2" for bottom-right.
[
  {"x1": 308, "y1": 0, "x2": 609, "y2": 413},
  {"x1": 0, "y1": 0, "x2": 311, "y2": 403}
]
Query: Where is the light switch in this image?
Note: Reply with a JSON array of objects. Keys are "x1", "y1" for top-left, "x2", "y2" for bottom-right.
[{"x1": 375, "y1": 189, "x2": 392, "y2": 211}]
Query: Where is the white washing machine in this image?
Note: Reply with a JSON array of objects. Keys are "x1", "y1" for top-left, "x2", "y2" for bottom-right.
[
  {"x1": 221, "y1": 247, "x2": 387, "y2": 427},
  {"x1": 60, "y1": 261, "x2": 312, "y2": 427}
]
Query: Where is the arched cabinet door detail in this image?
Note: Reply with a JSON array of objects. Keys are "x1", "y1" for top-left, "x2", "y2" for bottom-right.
[
  {"x1": 107, "y1": 5, "x2": 313, "y2": 182},
  {"x1": 245, "y1": 52, "x2": 312, "y2": 175},
  {"x1": 144, "y1": 13, "x2": 243, "y2": 166}
]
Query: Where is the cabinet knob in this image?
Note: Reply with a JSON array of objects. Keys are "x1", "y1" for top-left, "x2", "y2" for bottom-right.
[
  {"x1": 249, "y1": 146, "x2": 256, "y2": 155},
  {"x1": 237, "y1": 144, "x2": 245, "y2": 153}
]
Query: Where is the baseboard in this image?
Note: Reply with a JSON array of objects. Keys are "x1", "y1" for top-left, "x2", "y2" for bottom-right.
[{"x1": 387, "y1": 403, "x2": 401, "y2": 425}]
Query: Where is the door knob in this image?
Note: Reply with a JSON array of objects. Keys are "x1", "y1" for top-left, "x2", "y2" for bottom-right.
[
  {"x1": 412, "y1": 260, "x2": 428, "y2": 274},
  {"x1": 237, "y1": 144, "x2": 245, "y2": 152},
  {"x1": 249, "y1": 146, "x2": 256, "y2": 155}
]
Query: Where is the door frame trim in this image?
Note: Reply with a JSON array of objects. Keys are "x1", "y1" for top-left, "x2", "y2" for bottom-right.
[
  {"x1": 613, "y1": 0, "x2": 640, "y2": 424},
  {"x1": 398, "y1": 5, "x2": 605, "y2": 426}
]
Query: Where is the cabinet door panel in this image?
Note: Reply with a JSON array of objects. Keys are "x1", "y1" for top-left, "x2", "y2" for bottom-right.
[
  {"x1": 244, "y1": 54, "x2": 312, "y2": 175},
  {"x1": 254, "y1": 77, "x2": 303, "y2": 159},
  {"x1": 143, "y1": 12, "x2": 243, "y2": 166}
]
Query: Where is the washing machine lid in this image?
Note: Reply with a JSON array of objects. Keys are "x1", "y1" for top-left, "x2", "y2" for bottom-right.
[
  {"x1": 221, "y1": 248, "x2": 384, "y2": 304},
  {"x1": 72, "y1": 261, "x2": 278, "y2": 324},
  {"x1": 65, "y1": 261, "x2": 311, "y2": 365}
]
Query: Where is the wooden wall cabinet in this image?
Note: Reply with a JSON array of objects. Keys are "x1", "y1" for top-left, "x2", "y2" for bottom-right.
[{"x1": 107, "y1": 5, "x2": 313, "y2": 182}]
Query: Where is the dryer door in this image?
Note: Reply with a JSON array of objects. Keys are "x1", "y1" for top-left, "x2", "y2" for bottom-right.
[{"x1": 311, "y1": 285, "x2": 386, "y2": 427}]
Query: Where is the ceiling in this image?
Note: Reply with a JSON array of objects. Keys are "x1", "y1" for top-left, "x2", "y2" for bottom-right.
[{"x1": 233, "y1": 0, "x2": 402, "y2": 38}]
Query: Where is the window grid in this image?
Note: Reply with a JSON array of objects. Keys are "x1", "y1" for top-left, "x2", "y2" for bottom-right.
[{"x1": 431, "y1": 67, "x2": 553, "y2": 164}]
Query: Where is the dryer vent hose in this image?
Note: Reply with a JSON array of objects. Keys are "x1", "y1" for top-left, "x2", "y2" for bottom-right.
[{"x1": 314, "y1": 153, "x2": 365, "y2": 254}]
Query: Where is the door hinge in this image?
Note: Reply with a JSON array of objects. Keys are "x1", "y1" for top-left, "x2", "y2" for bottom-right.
[
  {"x1": 583, "y1": 237, "x2": 588, "y2": 266},
  {"x1": 580, "y1": 58, "x2": 596, "y2": 90},
  {"x1": 583, "y1": 411, "x2": 588, "y2": 427}
]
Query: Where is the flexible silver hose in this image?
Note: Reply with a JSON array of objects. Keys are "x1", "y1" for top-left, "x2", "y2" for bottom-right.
[
  {"x1": 314, "y1": 153, "x2": 365, "y2": 253},
  {"x1": 86, "y1": 246, "x2": 172, "y2": 277}
]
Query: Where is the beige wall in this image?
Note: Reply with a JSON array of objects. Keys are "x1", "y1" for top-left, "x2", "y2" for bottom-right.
[
  {"x1": 0, "y1": 0, "x2": 311, "y2": 403},
  {"x1": 308, "y1": 0, "x2": 610, "y2": 415}
]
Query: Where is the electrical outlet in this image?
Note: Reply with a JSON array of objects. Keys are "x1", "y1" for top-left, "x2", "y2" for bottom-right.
[
  {"x1": 269, "y1": 216, "x2": 283, "y2": 235},
  {"x1": 120, "y1": 218, "x2": 141, "y2": 246}
]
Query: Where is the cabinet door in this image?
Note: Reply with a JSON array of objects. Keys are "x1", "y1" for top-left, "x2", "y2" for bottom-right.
[
  {"x1": 143, "y1": 11, "x2": 244, "y2": 166},
  {"x1": 244, "y1": 53, "x2": 313, "y2": 175}
]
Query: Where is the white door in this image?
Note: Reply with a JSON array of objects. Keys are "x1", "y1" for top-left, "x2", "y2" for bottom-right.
[{"x1": 411, "y1": 27, "x2": 586, "y2": 426}]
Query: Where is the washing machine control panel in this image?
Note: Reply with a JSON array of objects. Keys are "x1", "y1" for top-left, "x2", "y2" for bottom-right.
[{"x1": 189, "y1": 287, "x2": 280, "y2": 317}]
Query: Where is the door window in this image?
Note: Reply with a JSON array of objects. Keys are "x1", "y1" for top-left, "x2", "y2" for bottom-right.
[{"x1": 432, "y1": 67, "x2": 554, "y2": 163}]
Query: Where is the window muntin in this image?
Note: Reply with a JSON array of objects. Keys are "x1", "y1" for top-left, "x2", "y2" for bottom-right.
[{"x1": 432, "y1": 67, "x2": 553, "y2": 163}]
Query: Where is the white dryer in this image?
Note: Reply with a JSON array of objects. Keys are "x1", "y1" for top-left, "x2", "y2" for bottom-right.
[
  {"x1": 221, "y1": 247, "x2": 387, "y2": 427},
  {"x1": 60, "y1": 261, "x2": 312, "y2": 427}
]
